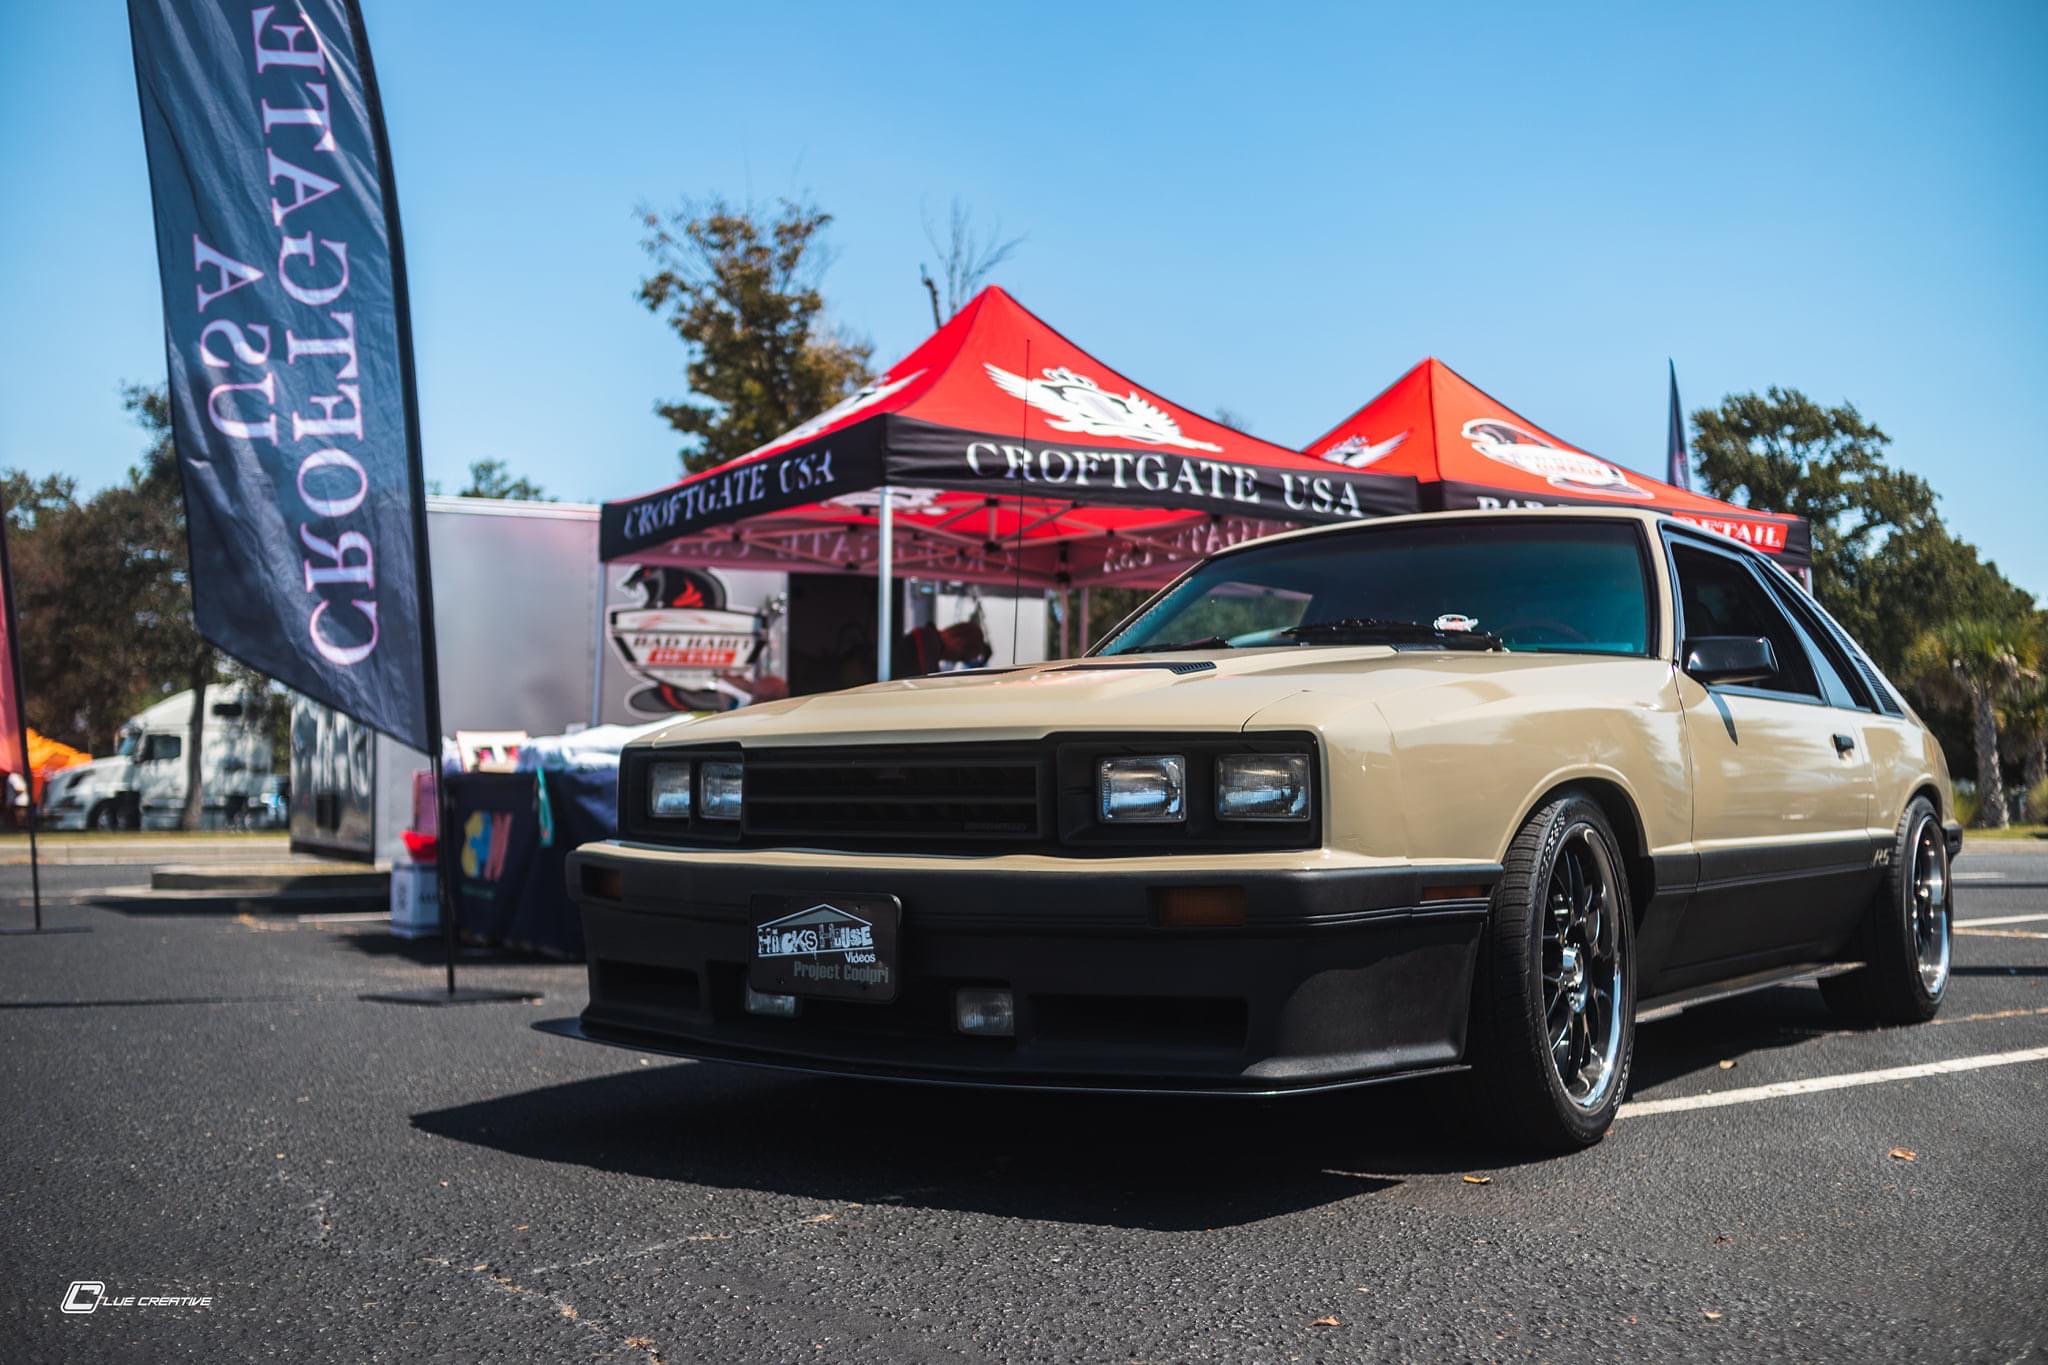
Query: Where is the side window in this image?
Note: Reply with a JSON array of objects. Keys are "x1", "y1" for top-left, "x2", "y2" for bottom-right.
[
  {"x1": 1791, "y1": 615, "x2": 1861, "y2": 710},
  {"x1": 1669, "y1": 543, "x2": 1821, "y2": 701},
  {"x1": 142, "y1": 734, "x2": 183, "y2": 763},
  {"x1": 1761, "y1": 578, "x2": 1873, "y2": 712}
]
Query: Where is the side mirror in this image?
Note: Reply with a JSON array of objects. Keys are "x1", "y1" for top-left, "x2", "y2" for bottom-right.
[{"x1": 1682, "y1": 635, "x2": 1778, "y2": 686}]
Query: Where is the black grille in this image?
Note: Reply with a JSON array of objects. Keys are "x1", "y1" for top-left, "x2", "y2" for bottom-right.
[
  {"x1": 621, "y1": 734, "x2": 1322, "y2": 855},
  {"x1": 744, "y1": 747, "x2": 1045, "y2": 843}
]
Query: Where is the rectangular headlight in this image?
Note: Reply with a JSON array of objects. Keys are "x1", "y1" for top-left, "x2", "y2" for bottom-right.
[
  {"x1": 700, "y1": 760, "x2": 743, "y2": 821},
  {"x1": 648, "y1": 761, "x2": 692, "y2": 819},
  {"x1": 1216, "y1": 753, "x2": 1311, "y2": 821},
  {"x1": 1098, "y1": 755, "x2": 1185, "y2": 822}
]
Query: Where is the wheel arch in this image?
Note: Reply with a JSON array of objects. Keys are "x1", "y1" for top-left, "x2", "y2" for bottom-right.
[
  {"x1": 1515, "y1": 776, "x2": 1657, "y2": 925},
  {"x1": 1907, "y1": 781, "x2": 1943, "y2": 822}
]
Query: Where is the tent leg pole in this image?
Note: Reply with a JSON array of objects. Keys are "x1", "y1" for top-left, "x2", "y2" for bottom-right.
[
  {"x1": 876, "y1": 487, "x2": 894, "y2": 682},
  {"x1": 1078, "y1": 587, "x2": 1091, "y2": 653}
]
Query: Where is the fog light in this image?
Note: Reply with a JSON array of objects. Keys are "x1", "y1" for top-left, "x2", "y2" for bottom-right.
[
  {"x1": 954, "y1": 987, "x2": 1015, "y2": 1036},
  {"x1": 1098, "y1": 755, "x2": 1186, "y2": 822},
  {"x1": 743, "y1": 984, "x2": 799, "y2": 1018}
]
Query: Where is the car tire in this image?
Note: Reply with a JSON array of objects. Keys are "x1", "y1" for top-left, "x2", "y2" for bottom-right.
[
  {"x1": 1819, "y1": 796, "x2": 1949, "y2": 1027},
  {"x1": 86, "y1": 801, "x2": 112, "y2": 832},
  {"x1": 1469, "y1": 793, "x2": 1637, "y2": 1151}
]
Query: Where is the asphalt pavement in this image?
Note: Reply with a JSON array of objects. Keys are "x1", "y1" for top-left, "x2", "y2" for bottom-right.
[{"x1": 1, "y1": 842, "x2": 2043, "y2": 1363}]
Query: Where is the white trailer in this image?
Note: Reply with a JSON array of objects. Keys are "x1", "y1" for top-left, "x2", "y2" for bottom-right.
[{"x1": 40, "y1": 685, "x2": 273, "y2": 831}]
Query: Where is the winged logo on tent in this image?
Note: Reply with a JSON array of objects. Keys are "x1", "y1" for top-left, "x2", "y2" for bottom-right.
[
  {"x1": 1320, "y1": 430, "x2": 1408, "y2": 469},
  {"x1": 824, "y1": 485, "x2": 946, "y2": 513},
  {"x1": 1461, "y1": 419, "x2": 1653, "y2": 500},
  {"x1": 984, "y1": 364, "x2": 1223, "y2": 452},
  {"x1": 761, "y1": 369, "x2": 925, "y2": 453}
]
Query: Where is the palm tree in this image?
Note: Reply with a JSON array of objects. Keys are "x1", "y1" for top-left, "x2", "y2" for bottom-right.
[
  {"x1": 2003, "y1": 663, "x2": 2048, "y2": 823},
  {"x1": 1904, "y1": 619, "x2": 2033, "y2": 829}
]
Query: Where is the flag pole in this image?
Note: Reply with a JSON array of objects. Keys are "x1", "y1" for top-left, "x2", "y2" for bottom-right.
[
  {"x1": 344, "y1": 0, "x2": 531, "y2": 1006},
  {"x1": 0, "y1": 485, "x2": 42, "y2": 932}
]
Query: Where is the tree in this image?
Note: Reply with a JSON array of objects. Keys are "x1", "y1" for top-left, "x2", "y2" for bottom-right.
[
  {"x1": 122, "y1": 385, "x2": 216, "y2": 830},
  {"x1": 637, "y1": 197, "x2": 872, "y2": 474},
  {"x1": 1903, "y1": 620, "x2": 2034, "y2": 828},
  {"x1": 919, "y1": 199, "x2": 1024, "y2": 329},
  {"x1": 458, "y1": 459, "x2": 551, "y2": 501},
  {"x1": 1691, "y1": 389, "x2": 1939, "y2": 634},
  {"x1": 2002, "y1": 619, "x2": 2048, "y2": 820}
]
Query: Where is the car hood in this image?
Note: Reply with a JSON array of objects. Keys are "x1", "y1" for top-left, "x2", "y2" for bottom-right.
[
  {"x1": 640, "y1": 647, "x2": 1618, "y2": 748},
  {"x1": 43, "y1": 756, "x2": 126, "y2": 793}
]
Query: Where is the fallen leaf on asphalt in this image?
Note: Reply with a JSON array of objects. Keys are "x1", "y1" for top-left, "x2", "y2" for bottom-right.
[
  {"x1": 559, "y1": 1304, "x2": 578, "y2": 1320},
  {"x1": 802, "y1": 1213, "x2": 836, "y2": 1225},
  {"x1": 1712, "y1": 1234, "x2": 1734, "y2": 1245},
  {"x1": 1703, "y1": 1310, "x2": 1723, "y2": 1321},
  {"x1": 1461, "y1": 1174, "x2": 1492, "y2": 1185},
  {"x1": 1309, "y1": 1316, "x2": 1342, "y2": 1327},
  {"x1": 1717, "y1": 1059, "x2": 1736, "y2": 1070},
  {"x1": 625, "y1": 1337, "x2": 654, "y2": 1349},
  {"x1": 470, "y1": 1263, "x2": 488, "y2": 1272},
  {"x1": 1889, "y1": 1147, "x2": 1918, "y2": 1162},
  {"x1": 514, "y1": 1224, "x2": 529, "y2": 1232}
]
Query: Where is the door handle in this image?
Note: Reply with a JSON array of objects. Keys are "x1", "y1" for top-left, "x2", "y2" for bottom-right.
[{"x1": 1832, "y1": 733, "x2": 1856, "y2": 755}]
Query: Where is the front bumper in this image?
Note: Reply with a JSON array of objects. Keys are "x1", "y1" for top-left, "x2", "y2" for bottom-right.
[{"x1": 553, "y1": 843, "x2": 1498, "y2": 1096}]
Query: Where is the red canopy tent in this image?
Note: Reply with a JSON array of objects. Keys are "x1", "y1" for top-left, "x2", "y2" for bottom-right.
[
  {"x1": 1302, "y1": 359, "x2": 1812, "y2": 570},
  {"x1": 601, "y1": 287, "x2": 1419, "y2": 596}
]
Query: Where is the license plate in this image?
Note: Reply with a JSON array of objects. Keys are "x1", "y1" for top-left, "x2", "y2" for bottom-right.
[{"x1": 748, "y1": 892, "x2": 900, "y2": 1003}]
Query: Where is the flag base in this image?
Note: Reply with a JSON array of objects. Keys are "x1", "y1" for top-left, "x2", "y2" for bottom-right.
[
  {"x1": 0, "y1": 925, "x2": 91, "y2": 935},
  {"x1": 360, "y1": 987, "x2": 541, "y2": 1006}
]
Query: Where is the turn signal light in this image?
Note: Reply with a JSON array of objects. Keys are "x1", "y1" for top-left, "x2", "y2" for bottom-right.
[{"x1": 1152, "y1": 885, "x2": 1247, "y2": 927}]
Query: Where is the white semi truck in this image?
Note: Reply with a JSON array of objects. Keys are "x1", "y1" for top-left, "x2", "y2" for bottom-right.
[{"x1": 39, "y1": 685, "x2": 275, "y2": 831}]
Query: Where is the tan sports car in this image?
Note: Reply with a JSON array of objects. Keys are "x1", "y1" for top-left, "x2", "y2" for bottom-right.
[{"x1": 550, "y1": 508, "x2": 1958, "y2": 1148}]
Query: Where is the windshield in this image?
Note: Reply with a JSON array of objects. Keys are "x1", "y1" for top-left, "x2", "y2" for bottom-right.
[{"x1": 1097, "y1": 520, "x2": 1652, "y2": 657}]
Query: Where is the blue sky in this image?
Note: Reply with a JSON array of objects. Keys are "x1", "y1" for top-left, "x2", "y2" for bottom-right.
[{"x1": 3, "y1": 2, "x2": 2043, "y2": 598}]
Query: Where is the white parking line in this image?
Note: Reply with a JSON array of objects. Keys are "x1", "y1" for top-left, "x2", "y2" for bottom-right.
[
  {"x1": 1953, "y1": 872, "x2": 2006, "y2": 881},
  {"x1": 1955, "y1": 912, "x2": 2048, "y2": 927},
  {"x1": 1617, "y1": 1045, "x2": 2048, "y2": 1119}
]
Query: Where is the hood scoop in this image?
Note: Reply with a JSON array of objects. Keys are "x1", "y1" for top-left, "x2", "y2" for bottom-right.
[{"x1": 1051, "y1": 660, "x2": 1217, "y2": 677}]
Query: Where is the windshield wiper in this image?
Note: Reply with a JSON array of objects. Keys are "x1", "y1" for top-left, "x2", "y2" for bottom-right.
[
  {"x1": 1277, "y1": 617, "x2": 1504, "y2": 651},
  {"x1": 1122, "y1": 635, "x2": 1235, "y2": 654}
]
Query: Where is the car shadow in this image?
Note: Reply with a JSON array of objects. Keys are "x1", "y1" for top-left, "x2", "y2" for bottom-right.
[
  {"x1": 1626, "y1": 981, "x2": 1839, "y2": 1091},
  {"x1": 412, "y1": 1062, "x2": 1537, "y2": 1232},
  {"x1": 336, "y1": 928, "x2": 572, "y2": 967},
  {"x1": 412, "y1": 982, "x2": 1915, "y2": 1230}
]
